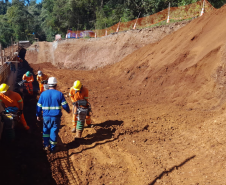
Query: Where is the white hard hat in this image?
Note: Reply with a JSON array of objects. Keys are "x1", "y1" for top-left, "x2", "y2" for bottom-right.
[
  {"x1": 38, "y1": 70, "x2": 42, "y2": 75},
  {"x1": 48, "y1": 77, "x2": 57, "y2": 86}
]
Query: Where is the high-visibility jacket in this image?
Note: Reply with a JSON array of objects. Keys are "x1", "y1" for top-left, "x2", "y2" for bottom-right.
[
  {"x1": 36, "y1": 89, "x2": 70, "y2": 117},
  {"x1": 69, "y1": 86, "x2": 91, "y2": 126},
  {"x1": 69, "y1": 86, "x2": 89, "y2": 103},
  {"x1": 37, "y1": 74, "x2": 48, "y2": 83},
  {"x1": 0, "y1": 90, "x2": 23, "y2": 108},
  {"x1": 22, "y1": 74, "x2": 34, "y2": 83},
  {"x1": 0, "y1": 90, "x2": 29, "y2": 130}
]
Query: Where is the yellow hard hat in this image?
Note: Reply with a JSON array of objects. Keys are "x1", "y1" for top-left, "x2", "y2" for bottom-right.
[
  {"x1": 73, "y1": 80, "x2": 82, "y2": 90},
  {"x1": 0, "y1": 83, "x2": 9, "y2": 93}
]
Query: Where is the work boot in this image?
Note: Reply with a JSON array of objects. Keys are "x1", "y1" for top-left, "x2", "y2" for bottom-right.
[
  {"x1": 71, "y1": 127, "x2": 76, "y2": 133},
  {"x1": 86, "y1": 124, "x2": 93, "y2": 128}
]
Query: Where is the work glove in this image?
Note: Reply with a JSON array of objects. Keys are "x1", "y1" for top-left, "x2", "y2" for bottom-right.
[{"x1": 18, "y1": 110, "x2": 23, "y2": 116}]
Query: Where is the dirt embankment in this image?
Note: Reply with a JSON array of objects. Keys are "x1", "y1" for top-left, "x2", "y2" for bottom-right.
[
  {"x1": 26, "y1": 21, "x2": 190, "y2": 70},
  {"x1": 21, "y1": 5, "x2": 226, "y2": 185}
]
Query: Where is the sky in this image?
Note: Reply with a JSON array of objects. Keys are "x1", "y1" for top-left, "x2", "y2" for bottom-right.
[{"x1": 8, "y1": 0, "x2": 42, "y2": 3}]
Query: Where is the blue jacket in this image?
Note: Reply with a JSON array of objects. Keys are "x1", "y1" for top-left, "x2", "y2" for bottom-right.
[{"x1": 36, "y1": 89, "x2": 70, "y2": 117}]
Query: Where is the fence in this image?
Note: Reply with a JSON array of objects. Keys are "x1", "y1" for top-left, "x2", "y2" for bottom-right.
[
  {"x1": 0, "y1": 43, "x2": 19, "y2": 65},
  {"x1": 66, "y1": 0, "x2": 214, "y2": 38},
  {"x1": 0, "y1": 63, "x2": 10, "y2": 84},
  {"x1": 0, "y1": 42, "x2": 20, "y2": 85}
]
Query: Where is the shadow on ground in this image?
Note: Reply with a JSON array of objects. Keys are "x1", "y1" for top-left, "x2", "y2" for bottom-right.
[{"x1": 66, "y1": 120, "x2": 124, "y2": 151}]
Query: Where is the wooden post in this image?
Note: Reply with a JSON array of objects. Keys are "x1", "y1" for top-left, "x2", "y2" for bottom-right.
[
  {"x1": 2, "y1": 49, "x2": 5, "y2": 65},
  {"x1": 10, "y1": 37, "x2": 13, "y2": 59},
  {"x1": 17, "y1": 42, "x2": 19, "y2": 55}
]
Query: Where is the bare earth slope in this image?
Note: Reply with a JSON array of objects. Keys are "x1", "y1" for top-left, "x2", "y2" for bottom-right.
[
  {"x1": 26, "y1": 6, "x2": 226, "y2": 185},
  {"x1": 26, "y1": 21, "x2": 190, "y2": 70}
]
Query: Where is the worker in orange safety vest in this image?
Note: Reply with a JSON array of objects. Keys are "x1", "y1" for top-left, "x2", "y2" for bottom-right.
[
  {"x1": 69, "y1": 80, "x2": 92, "y2": 136},
  {"x1": 22, "y1": 71, "x2": 34, "y2": 95},
  {"x1": 37, "y1": 70, "x2": 48, "y2": 94},
  {"x1": 0, "y1": 83, "x2": 30, "y2": 131}
]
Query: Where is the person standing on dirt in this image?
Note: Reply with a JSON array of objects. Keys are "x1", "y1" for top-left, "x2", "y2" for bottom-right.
[
  {"x1": 69, "y1": 80, "x2": 92, "y2": 136},
  {"x1": 0, "y1": 83, "x2": 30, "y2": 131},
  {"x1": 36, "y1": 77, "x2": 71, "y2": 153},
  {"x1": 22, "y1": 71, "x2": 34, "y2": 95},
  {"x1": 37, "y1": 70, "x2": 48, "y2": 94}
]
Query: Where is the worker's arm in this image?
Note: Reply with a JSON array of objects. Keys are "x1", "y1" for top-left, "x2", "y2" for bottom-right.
[
  {"x1": 61, "y1": 93, "x2": 71, "y2": 113},
  {"x1": 36, "y1": 95, "x2": 43, "y2": 120},
  {"x1": 69, "y1": 88, "x2": 76, "y2": 102},
  {"x1": 37, "y1": 75, "x2": 41, "y2": 83},
  {"x1": 15, "y1": 93, "x2": 23, "y2": 115},
  {"x1": 22, "y1": 74, "x2": 25, "y2": 81},
  {"x1": 18, "y1": 101, "x2": 23, "y2": 111},
  {"x1": 84, "y1": 89, "x2": 89, "y2": 101},
  {"x1": 29, "y1": 75, "x2": 34, "y2": 82}
]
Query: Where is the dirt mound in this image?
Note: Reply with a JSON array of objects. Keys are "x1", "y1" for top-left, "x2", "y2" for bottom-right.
[
  {"x1": 26, "y1": 21, "x2": 190, "y2": 70},
  {"x1": 16, "y1": 5, "x2": 226, "y2": 185}
]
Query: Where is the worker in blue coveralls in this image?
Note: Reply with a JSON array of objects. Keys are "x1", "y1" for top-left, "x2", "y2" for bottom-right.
[{"x1": 36, "y1": 77, "x2": 71, "y2": 153}]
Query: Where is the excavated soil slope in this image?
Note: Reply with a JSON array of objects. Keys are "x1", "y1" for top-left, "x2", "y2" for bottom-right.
[
  {"x1": 26, "y1": 21, "x2": 190, "y2": 70},
  {"x1": 15, "y1": 5, "x2": 226, "y2": 185}
]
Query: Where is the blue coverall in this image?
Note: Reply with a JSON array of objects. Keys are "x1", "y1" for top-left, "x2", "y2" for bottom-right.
[{"x1": 36, "y1": 89, "x2": 70, "y2": 152}]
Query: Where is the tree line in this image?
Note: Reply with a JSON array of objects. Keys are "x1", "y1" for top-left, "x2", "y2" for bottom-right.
[{"x1": 0, "y1": 0, "x2": 224, "y2": 47}]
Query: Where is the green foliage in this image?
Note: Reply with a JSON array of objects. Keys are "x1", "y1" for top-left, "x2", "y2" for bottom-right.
[{"x1": 0, "y1": 0, "x2": 225, "y2": 47}]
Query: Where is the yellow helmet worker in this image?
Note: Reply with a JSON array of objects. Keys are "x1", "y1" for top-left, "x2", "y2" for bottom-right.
[
  {"x1": 0, "y1": 83, "x2": 30, "y2": 131},
  {"x1": 73, "y1": 80, "x2": 82, "y2": 91},
  {"x1": 69, "y1": 80, "x2": 92, "y2": 137},
  {"x1": 0, "y1": 83, "x2": 9, "y2": 93}
]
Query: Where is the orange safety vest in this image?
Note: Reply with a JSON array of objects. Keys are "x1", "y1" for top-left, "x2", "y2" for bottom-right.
[
  {"x1": 0, "y1": 90, "x2": 23, "y2": 108},
  {"x1": 69, "y1": 86, "x2": 89, "y2": 103},
  {"x1": 22, "y1": 74, "x2": 34, "y2": 82},
  {"x1": 37, "y1": 74, "x2": 48, "y2": 83}
]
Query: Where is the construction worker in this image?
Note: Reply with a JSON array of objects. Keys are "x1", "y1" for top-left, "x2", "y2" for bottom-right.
[
  {"x1": 22, "y1": 71, "x2": 34, "y2": 95},
  {"x1": 0, "y1": 83, "x2": 30, "y2": 131},
  {"x1": 36, "y1": 77, "x2": 71, "y2": 153},
  {"x1": 69, "y1": 80, "x2": 92, "y2": 137},
  {"x1": 37, "y1": 70, "x2": 48, "y2": 94}
]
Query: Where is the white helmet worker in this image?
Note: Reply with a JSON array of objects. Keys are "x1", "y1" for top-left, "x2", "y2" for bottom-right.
[
  {"x1": 48, "y1": 77, "x2": 57, "y2": 87},
  {"x1": 38, "y1": 70, "x2": 42, "y2": 76}
]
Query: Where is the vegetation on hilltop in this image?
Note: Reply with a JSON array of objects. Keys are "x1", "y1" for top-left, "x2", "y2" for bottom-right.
[{"x1": 0, "y1": 0, "x2": 225, "y2": 47}]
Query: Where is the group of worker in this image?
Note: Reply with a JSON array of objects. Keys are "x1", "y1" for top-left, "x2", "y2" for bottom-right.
[{"x1": 0, "y1": 70, "x2": 92, "y2": 153}]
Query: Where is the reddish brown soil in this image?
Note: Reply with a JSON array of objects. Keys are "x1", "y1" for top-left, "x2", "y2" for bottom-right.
[{"x1": 3, "y1": 5, "x2": 226, "y2": 185}]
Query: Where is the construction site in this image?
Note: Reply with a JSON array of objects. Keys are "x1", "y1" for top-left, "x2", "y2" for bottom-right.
[{"x1": 1, "y1": 2, "x2": 226, "y2": 185}]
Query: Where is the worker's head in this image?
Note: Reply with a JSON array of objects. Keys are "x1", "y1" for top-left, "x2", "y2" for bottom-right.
[
  {"x1": 73, "y1": 80, "x2": 82, "y2": 92},
  {"x1": 48, "y1": 77, "x2": 57, "y2": 88},
  {"x1": 0, "y1": 83, "x2": 9, "y2": 94},
  {"x1": 26, "y1": 71, "x2": 31, "y2": 77},
  {"x1": 38, "y1": 70, "x2": 42, "y2": 76}
]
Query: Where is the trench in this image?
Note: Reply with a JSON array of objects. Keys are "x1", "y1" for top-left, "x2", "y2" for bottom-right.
[{"x1": 0, "y1": 50, "x2": 57, "y2": 185}]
